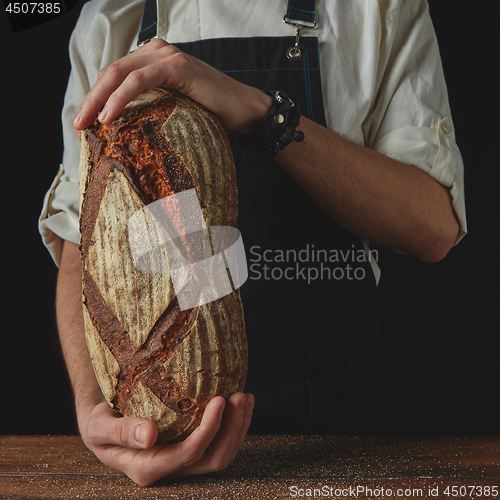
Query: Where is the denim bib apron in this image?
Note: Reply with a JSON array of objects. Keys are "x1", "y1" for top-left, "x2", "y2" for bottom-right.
[{"x1": 138, "y1": 0, "x2": 382, "y2": 435}]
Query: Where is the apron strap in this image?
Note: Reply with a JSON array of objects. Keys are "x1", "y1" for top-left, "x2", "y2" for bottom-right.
[
  {"x1": 137, "y1": 0, "x2": 317, "y2": 47},
  {"x1": 285, "y1": 0, "x2": 317, "y2": 28},
  {"x1": 137, "y1": 0, "x2": 158, "y2": 46},
  {"x1": 284, "y1": 0, "x2": 317, "y2": 60}
]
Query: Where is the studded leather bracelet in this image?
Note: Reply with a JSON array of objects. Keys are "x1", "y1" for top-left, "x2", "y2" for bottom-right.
[{"x1": 239, "y1": 90, "x2": 305, "y2": 158}]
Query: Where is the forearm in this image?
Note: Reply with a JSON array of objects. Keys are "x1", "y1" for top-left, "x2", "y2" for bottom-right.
[
  {"x1": 72, "y1": 41, "x2": 459, "y2": 262},
  {"x1": 56, "y1": 240, "x2": 104, "y2": 429},
  {"x1": 276, "y1": 117, "x2": 460, "y2": 263}
]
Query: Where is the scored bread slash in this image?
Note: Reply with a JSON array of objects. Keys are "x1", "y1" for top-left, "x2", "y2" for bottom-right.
[{"x1": 78, "y1": 87, "x2": 248, "y2": 443}]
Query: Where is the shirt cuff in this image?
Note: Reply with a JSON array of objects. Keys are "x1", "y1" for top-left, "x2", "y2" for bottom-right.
[{"x1": 39, "y1": 164, "x2": 80, "y2": 267}]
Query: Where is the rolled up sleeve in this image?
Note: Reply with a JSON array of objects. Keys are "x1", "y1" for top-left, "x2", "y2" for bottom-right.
[
  {"x1": 373, "y1": 117, "x2": 466, "y2": 244},
  {"x1": 38, "y1": 0, "x2": 143, "y2": 266},
  {"x1": 38, "y1": 14, "x2": 93, "y2": 266},
  {"x1": 365, "y1": 0, "x2": 466, "y2": 243}
]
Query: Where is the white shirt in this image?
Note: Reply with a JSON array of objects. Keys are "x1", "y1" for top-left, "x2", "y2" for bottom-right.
[{"x1": 39, "y1": 0, "x2": 466, "y2": 268}]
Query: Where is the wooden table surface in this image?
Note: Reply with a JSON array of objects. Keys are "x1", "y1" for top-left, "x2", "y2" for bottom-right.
[{"x1": 0, "y1": 435, "x2": 498, "y2": 499}]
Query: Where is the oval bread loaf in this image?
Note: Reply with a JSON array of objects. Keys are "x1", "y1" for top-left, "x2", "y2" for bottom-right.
[{"x1": 78, "y1": 87, "x2": 248, "y2": 443}]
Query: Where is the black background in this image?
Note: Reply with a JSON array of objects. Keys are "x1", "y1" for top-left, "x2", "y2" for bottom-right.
[{"x1": 0, "y1": 1, "x2": 498, "y2": 437}]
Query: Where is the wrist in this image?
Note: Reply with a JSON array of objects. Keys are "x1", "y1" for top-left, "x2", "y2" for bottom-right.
[
  {"x1": 74, "y1": 384, "x2": 107, "y2": 433},
  {"x1": 236, "y1": 88, "x2": 274, "y2": 135},
  {"x1": 238, "y1": 90, "x2": 305, "y2": 157}
]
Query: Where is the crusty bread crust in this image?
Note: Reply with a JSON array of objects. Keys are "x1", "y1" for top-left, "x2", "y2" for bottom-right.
[{"x1": 79, "y1": 88, "x2": 247, "y2": 443}]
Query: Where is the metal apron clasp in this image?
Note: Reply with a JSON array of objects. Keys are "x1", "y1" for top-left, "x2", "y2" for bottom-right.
[{"x1": 283, "y1": 16, "x2": 317, "y2": 60}]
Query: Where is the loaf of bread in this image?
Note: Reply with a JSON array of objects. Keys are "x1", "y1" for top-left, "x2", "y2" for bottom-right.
[{"x1": 78, "y1": 87, "x2": 247, "y2": 443}]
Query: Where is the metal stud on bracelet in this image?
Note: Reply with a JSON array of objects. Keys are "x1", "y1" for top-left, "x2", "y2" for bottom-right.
[{"x1": 239, "y1": 90, "x2": 305, "y2": 158}]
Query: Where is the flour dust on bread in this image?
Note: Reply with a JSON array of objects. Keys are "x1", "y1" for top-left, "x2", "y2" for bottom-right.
[{"x1": 78, "y1": 87, "x2": 247, "y2": 443}]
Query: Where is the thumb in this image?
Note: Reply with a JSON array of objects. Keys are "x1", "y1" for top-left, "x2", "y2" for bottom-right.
[{"x1": 86, "y1": 402, "x2": 158, "y2": 450}]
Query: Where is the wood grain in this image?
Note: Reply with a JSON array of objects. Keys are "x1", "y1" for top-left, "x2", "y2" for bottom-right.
[{"x1": 1, "y1": 435, "x2": 498, "y2": 499}]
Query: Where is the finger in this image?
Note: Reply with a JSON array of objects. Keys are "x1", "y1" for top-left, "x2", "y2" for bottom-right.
[
  {"x1": 234, "y1": 393, "x2": 255, "y2": 452},
  {"x1": 98, "y1": 47, "x2": 195, "y2": 125},
  {"x1": 72, "y1": 55, "x2": 145, "y2": 130},
  {"x1": 73, "y1": 40, "x2": 177, "y2": 131},
  {"x1": 144, "y1": 396, "x2": 226, "y2": 471},
  {"x1": 73, "y1": 63, "x2": 128, "y2": 131},
  {"x1": 96, "y1": 64, "x2": 172, "y2": 125},
  {"x1": 179, "y1": 395, "x2": 227, "y2": 456},
  {"x1": 86, "y1": 402, "x2": 158, "y2": 450},
  {"x1": 203, "y1": 393, "x2": 252, "y2": 468},
  {"x1": 121, "y1": 396, "x2": 227, "y2": 486},
  {"x1": 177, "y1": 392, "x2": 252, "y2": 477}
]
